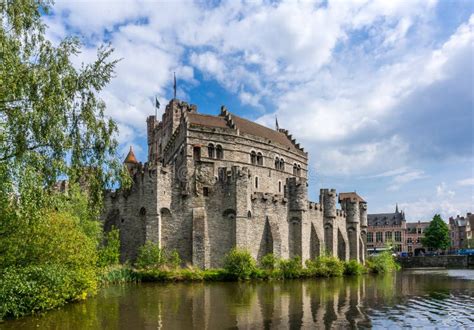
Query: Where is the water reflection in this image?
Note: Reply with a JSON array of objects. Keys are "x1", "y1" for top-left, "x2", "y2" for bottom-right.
[{"x1": 2, "y1": 270, "x2": 473, "y2": 329}]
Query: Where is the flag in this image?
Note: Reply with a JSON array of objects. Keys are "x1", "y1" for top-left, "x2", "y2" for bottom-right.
[
  {"x1": 155, "y1": 97, "x2": 160, "y2": 109},
  {"x1": 275, "y1": 116, "x2": 279, "y2": 130},
  {"x1": 173, "y1": 72, "x2": 177, "y2": 99}
]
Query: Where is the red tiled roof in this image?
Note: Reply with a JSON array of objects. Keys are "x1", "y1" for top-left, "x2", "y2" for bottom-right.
[
  {"x1": 231, "y1": 114, "x2": 299, "y2": 153},
  {"x1": 188, "y1": 113, "x2": 228, "y2": 129},
  {"x1": 338, "y1": 192, "x2": 366, "y2": 203},
  {"x1": 124, "y1": 146, "x2": 138, "y2": 164}
]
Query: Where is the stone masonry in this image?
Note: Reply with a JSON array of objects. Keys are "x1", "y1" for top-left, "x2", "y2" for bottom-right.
[{"x1": 103, "y1": 98, "x2": 367, "y2": 268}]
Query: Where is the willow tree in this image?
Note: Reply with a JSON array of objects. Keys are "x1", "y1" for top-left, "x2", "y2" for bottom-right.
[{"x1": 0, "y1": 1, "x2": 128, "y2": 265}]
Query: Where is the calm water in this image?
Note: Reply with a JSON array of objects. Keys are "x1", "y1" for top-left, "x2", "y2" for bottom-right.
[{"x1": 1, "y1": 269, "x2": 473, "y2": 329}]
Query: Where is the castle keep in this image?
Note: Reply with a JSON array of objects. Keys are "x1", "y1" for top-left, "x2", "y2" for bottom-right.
[{"x1": 104, "y1": 98, "x2": 368, "y2": 268}]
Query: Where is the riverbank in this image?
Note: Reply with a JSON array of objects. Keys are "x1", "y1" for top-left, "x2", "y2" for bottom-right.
[{"x1": 397, "y1": 255, "x2": 474, "y2": 268}]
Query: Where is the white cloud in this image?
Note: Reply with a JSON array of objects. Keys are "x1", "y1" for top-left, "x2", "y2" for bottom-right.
[{"x1": 457, "y1": 178, "x2": 474, "y2": 186}]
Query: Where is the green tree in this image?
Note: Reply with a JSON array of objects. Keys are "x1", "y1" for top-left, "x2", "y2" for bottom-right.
[{"x1": 421, "y1": 214, "x2": 451, "y2": 250}]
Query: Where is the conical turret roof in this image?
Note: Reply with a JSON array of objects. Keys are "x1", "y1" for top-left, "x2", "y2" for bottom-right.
[{"x1": 124, "y1": 146, "x2": 138, "y2": 164}]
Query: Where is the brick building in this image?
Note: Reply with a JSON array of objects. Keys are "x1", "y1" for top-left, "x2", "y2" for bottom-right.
[{"x1": 449, "y1": 213, "x2": 474, "y2": 250}]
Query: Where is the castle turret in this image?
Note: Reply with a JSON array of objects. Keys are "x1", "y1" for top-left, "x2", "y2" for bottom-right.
[{"x1": 124, "y1": 146, "x2": 139, "y2": 172}]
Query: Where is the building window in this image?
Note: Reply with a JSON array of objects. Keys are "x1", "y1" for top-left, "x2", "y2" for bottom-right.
[
  {"x1": 279, "y1": 158, "x2": 285, "y2": 171},
  {"x1": 278, "y1": 181, "x2": 282, "y2": 193},
  {"x1": 395, "y1": 231, "x2": 402, "y2": 242},
  {"x1": 250, "y1": 151, "x2": 257, "y2": 164},
  {"x1": 193, "y1": 146, "x2": 201, "y2": 161},
  {"x1": 395, "y1": 244, "x2": 402, "y2": 252},
  {"x1": 376, "y1": 232, "x2": 383, "y2": 242},
  {"x1": 297, "y1": 164, "x2": 301, "y2": 176},
  {"x1": 275, "y1": 157, "x2": 279, "y2": 169},
  {"x1": 367, "y1": 232, "x2": 373, "y2": 243},
  {"x1": 385, "y1": 232, "x2": 392, "y2": 241},
  {"x1": 203, "y1": 187, "x2": 209, "y2": 196},
  {"x1": 255, "y1": 176, "x2": 259, "y2": 189},
  {"x1": 408, "y1": 245, "x2": 413, "y2": 253},
  {"x1": 216, "y1": 145, "x2": 223, "y2": 159},
  {"x1": 257, "y1": 152, "x2": 263, "y2": 165},
  {"x1": 208, "y1": 143, "x2": 215, "y2": 158},
  {"x1": 418, "y1": 228, "x2": 422, "y2": 234},
  {"x1": 293, "y1": 163, "x2": 298, "y2": 175},
  {"x1": 407, "y1": 238, "x2": 413, "y2": 244}
]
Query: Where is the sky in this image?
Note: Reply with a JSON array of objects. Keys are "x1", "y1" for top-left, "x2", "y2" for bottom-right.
[{"x1": 44, "y1": 0, "x2": 473, "y2": 221}]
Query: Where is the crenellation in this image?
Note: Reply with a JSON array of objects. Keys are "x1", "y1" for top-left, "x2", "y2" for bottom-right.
[{"x1": 103, "y1": 98, "x2": 367, "y2": 267}]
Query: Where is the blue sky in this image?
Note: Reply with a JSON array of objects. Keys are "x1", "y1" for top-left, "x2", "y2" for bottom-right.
[{"x1": 44, "y1": 0, "x2": 473, "y2": 221}]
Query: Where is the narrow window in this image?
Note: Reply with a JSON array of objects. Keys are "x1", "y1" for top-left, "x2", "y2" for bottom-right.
[
  {"x1": 275, "y1": 157, "x2": 279, "y2": 169},
  {"x1": 257, "y1": 152, "x2": 263, "y2": 166},
  {"x1": 193, "y1": 146, "x2": 201, "y2": 161},
  {"x1": 208, "y1": 143, "x2": 215, "y2": 158},
  {"x1": 297, "y1": 164, "x2": 301, "y2": 176},
  {"x1": 293, "y1": 163, "x2": 297, "y2": 175},
  {"x1": 278, "y1": 181, "x2": 282, "y2": 193},
  {"x1": 203, "y1": 187, "x2": 209, "y2": 196},
  {"x1": 279, "y1": 158, "x2": 285, "y2": 171},
  {"x1": 216, "y1": 145, "x2": 223, "y2": 159},
  {"x1": 251, "y1": 151, "x2": 257, "y2": 165},
  {"x1": 255, "y1": 176, "x2": 259, "y2": 189}
]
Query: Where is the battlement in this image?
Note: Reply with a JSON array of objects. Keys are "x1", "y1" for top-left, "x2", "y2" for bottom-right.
[
  {"x1": 278, "y1": 128, "x2": 305, "y2": 153},
  {"x1": 251, "y1": 192, "x2": 288, "y2": 204},
  {"x1": 217, "y1": 166, "x2": 250, "y2": 183}
]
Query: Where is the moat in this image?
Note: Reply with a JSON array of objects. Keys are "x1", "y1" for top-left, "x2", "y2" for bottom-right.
[{"x1": 2, "y1": 270, "x2": 473, "y2": 329}]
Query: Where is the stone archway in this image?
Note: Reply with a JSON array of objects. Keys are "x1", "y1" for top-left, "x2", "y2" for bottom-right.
[
  {"x1": 337, "y1": 228, "x2": 347, "y2": 261},
  {"x1": 310, "y1": 223, "x2": 321, "y2": 259},
  {"x1": 258, "y1": 217, "x2": 274, "y2": 260}
]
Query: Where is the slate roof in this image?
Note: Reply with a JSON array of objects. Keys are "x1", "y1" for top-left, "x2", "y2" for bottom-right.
[{"x1": 367, "y1": 211, "x2": 405, "y2": 226}]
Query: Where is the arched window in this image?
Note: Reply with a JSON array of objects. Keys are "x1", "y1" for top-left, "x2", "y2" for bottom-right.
[
  {"x1": 279, "y1": 158, "x2": 285, "y2": 171},
  {"x1": 297, "y1": 164, "x2": 301, "y2": 176},
  {"x1": 278, "y1": 181, "x2": 282, "y2": 193},
  {"x1": 255, "y1": 176, "x2": 259, "y2": 189},
  {"x1": 274, "y1": 157, "x2": 279, "y2": 169},
  {"x1": 216, "y1": 145, "x2": 223, "y2": 159},
  {"x1": 293, "y1": 163, "x2": 297, "y2": 175},
  {"x1": 250, "y1": 151, "x2": 257, "y2": 165},
  {"x1": 208, "y1": 143, "x2": 215, "y2": 158},
  {"x1": 257, "y1": 152, "x2": 263, "y2": 166}
]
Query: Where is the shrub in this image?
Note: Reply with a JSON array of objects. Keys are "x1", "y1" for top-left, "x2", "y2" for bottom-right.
[
  {"x1": 167, "y1": 250, "x2": 182, "y2": 269},
  {"x1": 366, "y1": 251, "x2": 401, "y2": 274},
  {"x1": 279, "y1": 257, "x2": 303, "y2": 279},
  {"x1": 135, "y1": 241, "x2": 166, "y2": 269},
  {"x1": 97, "y1": 227, "x2": 121, "y2": 267},
  {"x1": 344, "y1": 260, "x2": 366, "y2": 275},
  {"x1": 223, "y1": 248, "x2": 256, "y2": 280},
  {"x1": 99, "y1": 265, "x2": 138, "y2": 284},
  {"x1": 0, "y1": 264, "x2": 95, "y2": 320},
  {"x1": 261, "y1": 253, "x2": 278, "y2": 270},
  {"x1": 306, "y1": 256, "x2": 345, "y2": 277}
]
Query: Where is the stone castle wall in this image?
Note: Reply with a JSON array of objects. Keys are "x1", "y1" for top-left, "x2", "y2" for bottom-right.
[{"x1": 103, "y1": 99, "x2": 367, "y2": 268}]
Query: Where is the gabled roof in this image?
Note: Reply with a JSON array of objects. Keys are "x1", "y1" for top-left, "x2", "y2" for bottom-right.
[
  {"x1": 338, "y1": 192, "x2": 366, "y2": 203},
  {"x1": 124, "y1": 146, "x2": 138, "y2": 164},
  {"x1": 230, "y1": 114, "x2": 300, "y2": 153},
  {"x1": 188, "y1": 113, "x2": 228, "y2": 129}
]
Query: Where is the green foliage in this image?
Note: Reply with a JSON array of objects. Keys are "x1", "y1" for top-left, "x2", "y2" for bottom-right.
[
  {"x1": 166, "y1": 250, "x2": 182, "y2": 270},
  {"x1": 279, "y1": 257, "x2": 303, "y2": 279},
  {"x1": 135, "y1": 241, "x2": 166, "y2": 269},
  {"x1": 343, "y1": 260, "x2": 366, "y2": 275},
  {"x1": 421, "y1": 214, "x2": 451, "y2": 250},
  {"x1": 98, "y1": 227, "x2": 121, "y2": 267},
  {"x1": 261, "y1": 253, "x2": 278, "y2": 270},
  {"x1": 98, "y1": 265, "x2": 138, "y2": 284},
  {"x1": 305, "y1": 256, "x2": 345, "y2": 277},
  {"x1": 366, "y1": 251, "x2": 401, "y2": 274},
  {"x1": 0, "y1": 264, "x2": 94, "y2": 320},
  {"x1": 223, "y1": 248, "x2": 257, "y2": 280}
]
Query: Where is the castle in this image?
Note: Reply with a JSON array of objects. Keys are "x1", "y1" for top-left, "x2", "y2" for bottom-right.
[{"x1": 103, "y1": 98, "x2": 368, "y2": 268}]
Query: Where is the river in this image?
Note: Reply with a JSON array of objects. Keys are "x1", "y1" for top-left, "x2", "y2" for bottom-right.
[{"x1": 1, "y1": 269, "x2": 473, "y2": 329}]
